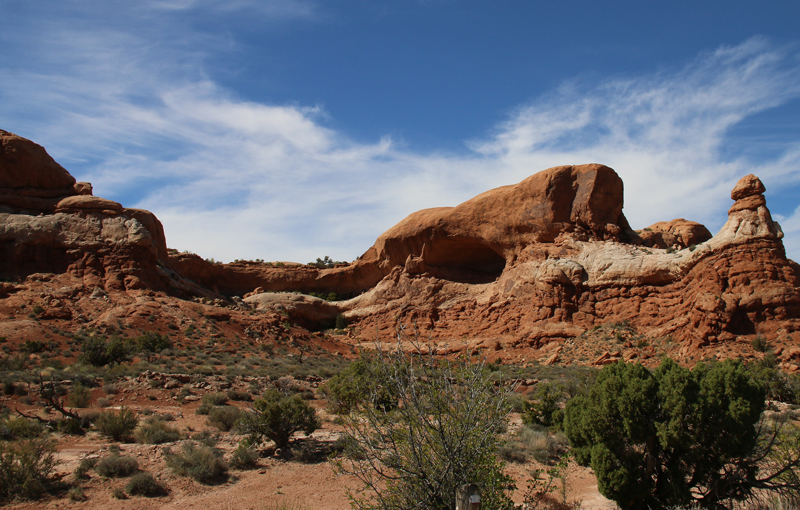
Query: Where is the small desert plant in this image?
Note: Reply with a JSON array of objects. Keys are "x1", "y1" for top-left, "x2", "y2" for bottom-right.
[
  {"x1": 189, "y1": 430, "x2": 218, "y2": 448},
  {"x1": 165, "y1": 441, "x2": 228, "y2": 483},
  {"x1": 94, "y1": 453, "x2": 139, "y2": 478},
  {"x1": 197, "y1": 391, "x2": 229, "y2": 415},
  {"x1": 112, "y1": 486, "x2": 128, "y2": 499},
  {"x1": 74, "y1": 456, "x2": 99, "y2": 480},
  {"x1": 134, "y1": 417, "x2": 181, "y2": 444},
  {"x1": 239, "y1": 389, "x2": 320, "y2": 451},
  {"x1": 135, "y1": 332, "x2": 172, "y2": 353},
  {"x1": 319, "y1": 358, "x2": 385, "y2": 414},
  {"x1": 230, "y1": 443, "x2": 259, "y2": 469},
  {"x1": 335, "y1": 313, "x2": 347, "y2": 330},
  {"x1": 0, "y1": 416, "x2": 46, "y2": 440},
  {"x1": 67, "y1": 383, "x2": 92, "y2": 408},
  {"x1": 227, "y1": 390, "x2": 252, "y2": 401},
  {"x1": 68, "y1": 485, "x2": 85, "y2": 501},
  {"x1": 96, "y1": 397, "x2": 111, "y2": 408},
  {"x1": 126, "y1": 472, "x2": 168, "y2": 497},
  {"x1": 94, "y1": 407, "x2": 138, "y2": 442},
  {"x1": 207, "y1": 406, "x2": 243, "y2": 432},
  {"x1": 522, "y1": 381, "x2": 566, "y2": 428},
  {"x1": 500, "y1": 425, "x2": 556, "y2": 464},
  {"x1": 752, "y1": 335, "x2": 770, "y2": 353},
  {"x1": 79, "y1": 336, "x2": 132, "y2": 367},
  {"x1": 0, "y1": 438, "x2": 58, "y2": 502},
  {"x1": 203, "y1": 392, "x2": 229, "y2": 406}
]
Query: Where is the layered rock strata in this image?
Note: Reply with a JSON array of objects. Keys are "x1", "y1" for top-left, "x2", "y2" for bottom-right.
[
  {"x1": 0, "y1": 130, "x2": 169, "y2": 291},
  {"x1": 246, "y1": 174, "x2": 800, "y2": 356},
  {"x1": 1, "y1": 129, "x2": 798, "y2": 364}
]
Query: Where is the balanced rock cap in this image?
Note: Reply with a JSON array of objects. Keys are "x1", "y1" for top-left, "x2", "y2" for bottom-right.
[{"x1": 731, "y1": 174, "x2": 766, "y2": 201}]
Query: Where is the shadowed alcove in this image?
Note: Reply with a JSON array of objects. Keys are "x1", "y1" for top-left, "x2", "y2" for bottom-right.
[{"x1": 424, "y1": 238, "x2": 506, "y2": 284}]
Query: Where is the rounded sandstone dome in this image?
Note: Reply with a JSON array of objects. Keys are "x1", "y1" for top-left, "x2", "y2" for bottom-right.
[{"x1": 0, "y1": 130, "x2": 76, "y2": 191}]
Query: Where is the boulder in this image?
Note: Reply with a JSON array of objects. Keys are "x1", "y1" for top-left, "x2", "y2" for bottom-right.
[
  {"x1": 55, "y1": 195, "x2": 123, "y2": 214},
  {"x1": 731, "y1": 174, "x2": 766, "y2": 200},
  {"x1": 366, "y1": 163, "x2": 633, "y2": 284},
  {"x1": 639, "y1": 219, "x2": 713, "y2": 249},
  {"x1": 0, "y1": 130, "x2": 76, "y2": 192}
]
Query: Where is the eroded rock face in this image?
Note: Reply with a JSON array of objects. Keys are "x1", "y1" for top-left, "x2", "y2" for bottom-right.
[
  {"x1": 0, "y1": 130, "x2": 169, "y2": 292},
  {"x1": 169, "y1": 165, "x2": 799, "y2": 361},
  {"x1": 638, "y1": 219, "x2": 712, "y2": 249},
  {"x1": 0, "y1": 130, "x2": 75, "y2": 192},
  {"x1": 1, "y1": 130, "x2": 797, "y2": 366},
  {"x1": 336, "y1": 172, "x2": 799, "y2": 357},
  {"x1": 368, "y1": 163, "x2": 634, "y2": 283},
  {"x1": 173, "y1": 163, "x2": 637, "y2": 294}
]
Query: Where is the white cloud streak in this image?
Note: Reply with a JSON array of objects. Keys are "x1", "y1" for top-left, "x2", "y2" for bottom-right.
[{"x1": 1, "y1": 5, "x2": 799, "y2": 264}]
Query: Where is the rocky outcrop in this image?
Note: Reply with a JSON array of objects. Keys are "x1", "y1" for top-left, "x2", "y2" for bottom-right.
[
  {"x1": 364, "y1": 163, "x2": 637, "y2": 284},
  {"x1": 1, "y1": 130, "x2": 798, "y2": 366},
  {"x1": 334, "y1": 173, "x2": 799, "y2": 355},
  {"x1": 638, "y1": 219, "x2": 712, "y2": 249},
  {"x1": 169, "y1": 168, "x2": 799, "y2": 359},
  {"x1": 0, "y1": 130, "x2": 169, "y2": 292},
  {"x1": 173, "y1": 163, "x2": 639, "y2": 295}
]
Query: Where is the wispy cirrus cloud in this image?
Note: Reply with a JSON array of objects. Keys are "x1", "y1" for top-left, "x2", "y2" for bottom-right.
[
  {"x1": 1, "y1": 2, "x2": 799, "y2": 263},
  {"x1": 473, "y1": 37, "x2": 800, "y2": 230}
]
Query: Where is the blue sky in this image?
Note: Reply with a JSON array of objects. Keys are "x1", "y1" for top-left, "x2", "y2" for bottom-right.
[{"x1": 2, "y1": 0, "x2": 800, "y2": 263}]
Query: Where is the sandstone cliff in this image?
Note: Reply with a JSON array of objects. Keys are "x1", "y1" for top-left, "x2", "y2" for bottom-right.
[{"x1": 1, "y1": 129, "x2": 798, "y2": 368}]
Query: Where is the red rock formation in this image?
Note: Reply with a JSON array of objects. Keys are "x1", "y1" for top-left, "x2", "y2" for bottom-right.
[
  {"x1": 332, "y1": 173, "x2": 799, "y2": 364},
  {"x1": 0, "y1": 130, "x2": 169, "y2": 292},
  {"x1": 179, "y1": 163, "x2": 638, "y2": 295},
  {"x1": 638, "y1": 219, "x2": 712, "y2": 249},
  {"x1": 0, "y1": 129, "x2": 75, "y2": 192},
  {"x1": 2, "y1": 131, "x2": 798, "y2": 367}
]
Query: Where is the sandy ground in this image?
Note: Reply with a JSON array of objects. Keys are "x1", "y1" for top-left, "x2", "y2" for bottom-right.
[{"x1": 5, "y1": 411, "x2": 617, "y2": 510}]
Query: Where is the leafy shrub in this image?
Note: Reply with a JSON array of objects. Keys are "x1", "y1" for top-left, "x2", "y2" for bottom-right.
[
  {"x1": 22, "y1": 339, "x2": 46, "y2": 353},
  {"x1": 197, "y1": 392, "x2": 229, "y2": 415},
  {"x1": 165, "y1": 441, "x2": 228, "y2": 483},
  {"x1": 134, "y1": 417, "x2": 181, "y2": 444},
  {"x1": 79, "y1": 336, "x2": 132, "y2": 366},
  {"x1": 0, "y1": 416, "x2": 45, "y2": 440},
  {"x1": 320, "y1": 358, "x2": 393, "y2": 414},
  {"x1": 135, "y1": 332, "x2": 172, "y2": 353},
  {"x1": 564, "y1": 358, "x2": 800, "y2": 509},
  {"x1": 239, "y1": 389, "x2": 320, "y2": 450},
  {"x1": 74, "y1": 456, "x2": 98, "y2": 480},
  {"x1": 207, "y1": 406, "x2": 242, "y2": 432},
  {"x1": 67, "y1": 383, "x2": 92, "y2": 408},
  {"x1": 332, "y1": 348, "x2": 515, "y2": 510},
  {"x1": 95, "y1": 407, "x2": 138, "y2": 442},
  {"x1": 0, "y1": 438, "x2": 57, "y2": 502},
  {"x1": 126, "y1": 472, "x2": 168, "y2": 497},
  {"x1": 227, "y1": 390, "x2": 252, "y2": 401},
  {"x1": 522, "y1": 381, "x2": 565, "y2": 428},
  {"x1": 230, "y1": 443, "x2": 259, "y2": 469},
  {"x1": 747, "y1": 354, "x2": 800, "y2": 404},
  {"x1": 752, "y1": 335, "x2": 770, "y2": 353},
  {"x1": 94, "y1": 453, "x2": 139, "y2": 478},
  {"x1": 57, "y1": 417, "x2": 88, "y2": 435}
]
